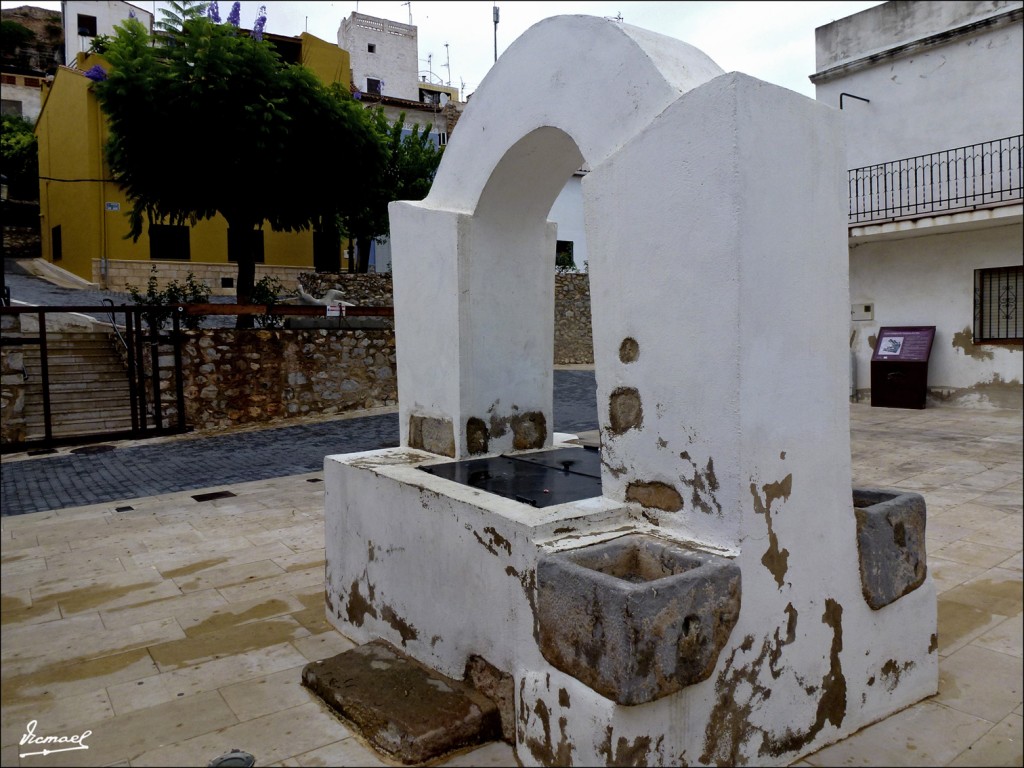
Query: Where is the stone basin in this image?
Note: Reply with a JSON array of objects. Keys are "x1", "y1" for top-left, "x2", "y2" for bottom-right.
[
  {"x1": 853, "y1": 488, "x2": 927, "y2": 609},
  {"x1": 536, "y1": 534, "x2": 741, "y2": 705}
]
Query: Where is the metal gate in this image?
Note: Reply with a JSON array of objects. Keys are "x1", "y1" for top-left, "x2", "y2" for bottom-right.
[{"x1": 0, "y1": 304, "x2": 187, "y2": 453}]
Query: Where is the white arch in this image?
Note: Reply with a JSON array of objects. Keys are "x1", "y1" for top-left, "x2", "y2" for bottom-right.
[
  {"x1": 390, "y1": 15, "x2": 724, "y2": 459},
  {"x1": 425, "y1": 15, "x2": 724, "y2": 214}
]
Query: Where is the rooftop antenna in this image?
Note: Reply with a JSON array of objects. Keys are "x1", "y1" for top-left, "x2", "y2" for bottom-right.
[
  {"x1": 444, "y1": 42, "x2": 451, "y2": 87},
  {"x1": 493, "y1": 3, "x2": 499, "y2": 63},
  {"x1": 402, "y1": 1, "x2": 412, "y2": 25}
]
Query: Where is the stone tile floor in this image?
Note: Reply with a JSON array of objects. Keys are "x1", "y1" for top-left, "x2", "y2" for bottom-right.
[{"x1": 1, "y1": 403, "x2": 1021, "y2": 766}]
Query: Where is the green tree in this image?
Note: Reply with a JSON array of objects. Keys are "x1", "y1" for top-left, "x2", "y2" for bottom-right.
[
  {"x1": 93, "y1": 1, "x2": 384, "y2": 326},
  {"x1": 0, "y1": 114, "x2": 38, "y2": 201},
  {"x1": 343, "y1": 107, "x2": 444, "y2": 272}
]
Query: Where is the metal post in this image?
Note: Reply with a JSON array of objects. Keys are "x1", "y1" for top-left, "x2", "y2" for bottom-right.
[
  {"x1": 493, "y1": 5, "x2": 499, "y2": 63},
  {"x1": 38, "y1": 310, "x2": 52, "y2": 443}
]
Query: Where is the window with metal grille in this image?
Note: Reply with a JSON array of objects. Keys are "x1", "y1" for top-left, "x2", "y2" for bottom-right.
[
  {"x1": 366, "y1": 78, "x2": 382, "y2": 94},
  {"x1": 149, "y1": 224, "x2": 191, "y2": 261},
  {"x1": 974, "y1": 266, "x2": 1022, "y2": 342}
]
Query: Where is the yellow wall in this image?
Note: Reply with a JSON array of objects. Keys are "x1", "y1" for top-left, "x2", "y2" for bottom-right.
[
  {"x1": 300, "y1": 32, "x2": 351, "y2": 86},
  {"x1": 36, "y1": 37, "x2": 354, "y2": 288}
]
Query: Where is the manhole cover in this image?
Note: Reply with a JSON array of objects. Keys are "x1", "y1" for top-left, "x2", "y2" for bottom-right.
[
  {"x1": 70, "y1": 445, "x2": 115, "y2": 455},
  {"x1": 207, "y1": 749, "x2": 255, "y2": 767}
]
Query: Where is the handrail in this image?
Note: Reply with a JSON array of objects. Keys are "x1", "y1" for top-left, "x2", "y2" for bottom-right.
[
  {"x1": 848, "y1": 134, "x2": 1022, "y2": 224},
  {"x1": 101, "y1": 298, "x2": 130, "y2": 354}
]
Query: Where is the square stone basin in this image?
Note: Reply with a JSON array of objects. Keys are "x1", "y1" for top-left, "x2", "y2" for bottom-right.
[
  {"x1": 536, "y1": 534, "x2": 740, "y2": 705},
  {"x1": 853, "y1": 487, "x2": 927, "y2": 609}
]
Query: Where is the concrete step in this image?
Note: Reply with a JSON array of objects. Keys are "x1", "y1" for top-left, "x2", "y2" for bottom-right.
[
  {"x1": 23, "y1": 397, "x2": 133, "y2": 416},
  {"x1": 302, "y1": 640, "x2": 505, "y2": 765}
]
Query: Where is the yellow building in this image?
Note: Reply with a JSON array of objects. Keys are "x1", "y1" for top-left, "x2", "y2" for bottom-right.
[{"x1": 35, "y1": 33, "x2": 353, "y2": 295}]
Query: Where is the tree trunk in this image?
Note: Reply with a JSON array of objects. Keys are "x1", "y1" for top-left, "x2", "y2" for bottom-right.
[
  {"x1": 356, "y1": 237, "x2": 372, "y2": 273},
  {"x1": 227, "y1": 218, "x2": 257, "y2": 329}
]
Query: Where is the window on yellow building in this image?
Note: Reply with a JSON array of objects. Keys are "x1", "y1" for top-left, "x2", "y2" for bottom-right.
[{"x1": 149, "y1": 224, "x2": 190, "y2": 261}]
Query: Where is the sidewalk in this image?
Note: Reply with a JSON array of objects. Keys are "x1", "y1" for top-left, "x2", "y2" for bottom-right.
[{"x1": 1, "y1": 402, "x2": 1021, "y2": 766}]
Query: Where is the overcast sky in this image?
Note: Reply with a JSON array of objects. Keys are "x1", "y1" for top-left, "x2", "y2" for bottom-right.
[{"x1": 3, "y1": 1, "x2": 884, "y2": 98}]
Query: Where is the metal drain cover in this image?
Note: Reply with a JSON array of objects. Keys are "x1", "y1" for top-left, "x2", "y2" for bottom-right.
[{"x1": 208, "y1": 749, "x2": 255, "y2": 767}]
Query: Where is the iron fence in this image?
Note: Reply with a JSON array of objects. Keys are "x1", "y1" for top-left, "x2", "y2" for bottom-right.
[{"x1": 848, "y1": 135, "x2": 1022, "y2": 224}]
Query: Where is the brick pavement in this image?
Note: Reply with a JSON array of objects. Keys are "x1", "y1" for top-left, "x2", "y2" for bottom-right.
[{"x1": 1, "y1": 371, "x2": 599, "y2": 517}]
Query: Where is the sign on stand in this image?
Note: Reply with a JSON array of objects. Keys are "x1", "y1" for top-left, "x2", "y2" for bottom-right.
[{"x1": 870, "y1": 326, "x2": 936, "y2": 409}]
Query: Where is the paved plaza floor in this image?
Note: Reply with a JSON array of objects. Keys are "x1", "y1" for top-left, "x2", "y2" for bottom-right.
[{"x1": 1, "y1": 400, "x2": 1020, "y2": 766}]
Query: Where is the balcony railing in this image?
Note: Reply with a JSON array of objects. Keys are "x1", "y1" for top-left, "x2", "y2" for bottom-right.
[{"x1": 848, "y1": 135, "x2": 1022, "y2": 225}]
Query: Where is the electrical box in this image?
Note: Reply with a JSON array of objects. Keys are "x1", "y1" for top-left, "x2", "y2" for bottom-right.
[{"x1": 851, "y1": 303, "x2": 874, "y2": 321}]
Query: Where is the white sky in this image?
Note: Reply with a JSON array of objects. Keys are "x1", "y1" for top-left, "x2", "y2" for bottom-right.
[{"x1": 3, "y1": 1, "x2": 884, "y2": 98}]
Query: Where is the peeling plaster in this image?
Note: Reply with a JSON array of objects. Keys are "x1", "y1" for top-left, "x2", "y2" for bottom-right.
[
  {"x1": 700, "y1": 599, "x2": 847, "y2": 764},
  {"x1": 473, "y1": 526, "x2": 513, "y2": 557},
  {"x1": 626, "y1": 480, "x2": 684, "y2": 511},
  {"x1": 680, "y1": 451, "x2": 723, "y2": 516},
  {"x1": 951, "y1": 326, "x2": 994, "y2": 360},
  {"x1": 880, "y1": 659, "x2": 915, "y2": 692},
  {"x1": 750, "y1": 474, "x2": 793, "y2": 589},
  {"x1": 609, "y1": 387, "x2": 644, "y2": 434},
  {"x1": 524, "y1": 696, "x2": 575, "y2": 765},
  {"x1": 619, "y1": 337, "x2": 640, "y2": 364},
  {"x1": 345, "y1": 578, "x2": 378, "y2": 626},
  {"x1": 598, "y1": 726, "x2": 665, "y2": 767},
  {"x1": 380, "y1": 604, "x2": 419, "y2": 646}
]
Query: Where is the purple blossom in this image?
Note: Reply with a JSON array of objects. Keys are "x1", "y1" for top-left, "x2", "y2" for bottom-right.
[
  {"x1": 206, "y1": 1, "x2": 220, "y2": 23},
  {"x1": 128, "y1": 8, "x2": 135, "y2": 18},
  {"x1": 226, "y1": 1, "x2": 240, "y2": 27},
  {"x1": 251, "y1": 5, "x2": 267, "y2": 41},
  {"x1": 84, "y1": 64, "x2": 107, "y2": 82}
]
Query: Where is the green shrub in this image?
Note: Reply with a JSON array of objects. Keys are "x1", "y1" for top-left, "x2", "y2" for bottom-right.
[
  {"x1": 251, "y1": 275, "x2": 286, "y2": 328},
  {"x1": 127, "y1": 267, "x2": 210, "y2": 330}
]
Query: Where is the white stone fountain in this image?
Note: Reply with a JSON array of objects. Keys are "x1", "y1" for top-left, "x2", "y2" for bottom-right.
[{"x1": 323, "y1": 15, "x2": 937, "y2": 766}]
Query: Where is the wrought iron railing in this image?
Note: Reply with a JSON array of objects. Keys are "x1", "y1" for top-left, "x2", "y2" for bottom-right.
[{"x1": 848, "y1": 135, "x2": 1022, "y2": 224}]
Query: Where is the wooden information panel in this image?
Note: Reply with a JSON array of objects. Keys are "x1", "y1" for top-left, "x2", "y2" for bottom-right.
[
  {"x1": 870, "y1": 326, "x2": 936, "y2": 409},
  {"x1": 871, "y1": 326, "x2": 936, "y2": 363}
]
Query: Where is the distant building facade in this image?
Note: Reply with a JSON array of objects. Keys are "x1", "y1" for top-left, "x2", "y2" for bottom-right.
[{"x1": 813, "y1": 0, "x2": 1023, "y2": 407}]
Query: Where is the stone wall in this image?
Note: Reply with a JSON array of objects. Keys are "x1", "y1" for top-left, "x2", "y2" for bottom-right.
[
  {"x1": 298, "y1": 272, "x2": 395, "y2": 307},
  {"x1": 168, "y1": 328, "x2": 397, "y2": 431},
  {"x1": 553, "y1": 273, "x2": 593, "y2": 364},
  {"x1": 300, "y1": 271, "x2": 594, "y2": 364},
  {"x1": 0, "y1": 314, "x2": 28, "y2": 443},
  {"x1": 99, "y1": 260, "x2": 310, "y2": 297}
]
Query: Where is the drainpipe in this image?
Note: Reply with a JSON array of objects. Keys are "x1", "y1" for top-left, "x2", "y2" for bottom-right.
[{"x1": 96, "y1": 92, "x2": 109, "y2": 288}]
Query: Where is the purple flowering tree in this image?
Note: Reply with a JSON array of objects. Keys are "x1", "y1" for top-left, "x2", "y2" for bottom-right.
[
  {"x1": 251, "y1": 5, "x2": 266, "y2": 41},
  {"x1": 206, "y1": 1, "x2": 220, "y2": 23},
  {"x1": 226, "y1": 1, "x2": 240, "y2": 27},
  {"x1": 83, "y1": 64, "x2": 107, "y2": 82}
]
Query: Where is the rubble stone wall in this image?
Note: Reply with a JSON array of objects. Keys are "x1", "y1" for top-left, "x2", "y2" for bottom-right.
[
  {"x1": 169, "y1": 328, "x2": 397, "y2": 431},
  {"x1": 300, "y1": 271, "x2": 594, "y2": 364}
]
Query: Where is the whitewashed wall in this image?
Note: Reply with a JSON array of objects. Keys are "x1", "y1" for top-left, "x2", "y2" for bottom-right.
[
  {"x1": 850, "y1": 223, "x2": 1023, "y2": 406},
  {"x1": 64, "y1": 1, "x2": 153, "y2": 66},
  {"x1": 547, "y1": 173, "x2": 588, "y2": 268},
  {"x1": 339, "y1": 13, "x2": 419, "y2": 101},
  {"x1": 814, "y1": 1, "x2": 1022, "y2": 168}
]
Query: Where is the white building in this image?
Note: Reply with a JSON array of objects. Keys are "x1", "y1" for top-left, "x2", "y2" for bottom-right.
[
  {"x1": 339, "y1": 10, "x2": 588, "y2": 274},
  {"x1": 812, "y1": 0, "x2": 1023, "y2": 408},
  {"x1": 61, "y1": 1, "x2": 153, "y2": 66}
]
